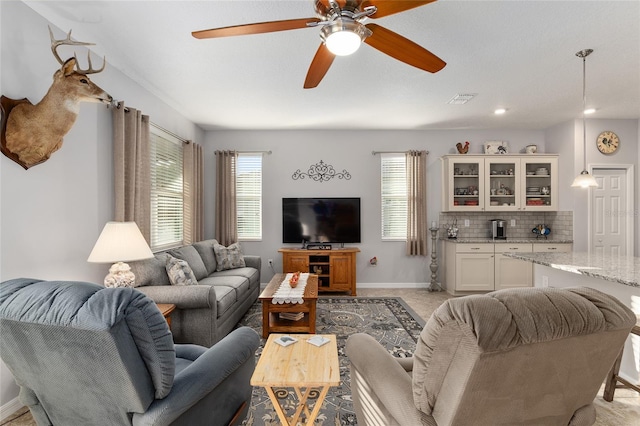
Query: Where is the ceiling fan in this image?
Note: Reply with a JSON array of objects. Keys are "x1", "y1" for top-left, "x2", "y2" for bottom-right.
[{"x1": 192, "y1": 0, "x2": 446, "y2": 88}]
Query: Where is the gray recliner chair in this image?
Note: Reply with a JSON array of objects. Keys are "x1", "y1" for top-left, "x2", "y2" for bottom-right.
[
  {"x1": 0, "y1": 278, "x2": 260, "y2": 426},
  {"x1": 346, "y1": 286, "x2": 636, "y2": 426}
]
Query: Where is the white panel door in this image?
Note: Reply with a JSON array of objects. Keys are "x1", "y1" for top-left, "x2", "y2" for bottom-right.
[{"x1": 591, "y1": 169, "x2": 627, "y2": 256}]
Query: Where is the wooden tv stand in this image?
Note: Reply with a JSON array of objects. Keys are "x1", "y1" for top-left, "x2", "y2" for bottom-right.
[{"x1": 279, "y1": 247, "x2": 359, "y2": 295}]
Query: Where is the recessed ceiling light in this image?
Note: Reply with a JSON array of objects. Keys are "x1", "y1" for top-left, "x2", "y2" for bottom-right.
[
  {"x1": 447, "y1": 93, "x2": 478, "y2": 105},
  {"x1": 494, "y1": 108, "x2": 506, "y2": 115},
  {"x1": 584, "y1": 108, "x2": 596, "y2": 114}
]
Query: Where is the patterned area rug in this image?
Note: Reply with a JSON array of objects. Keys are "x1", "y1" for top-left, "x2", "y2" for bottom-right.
[{"x1": 238, "y1": 297, "x2": 426, "y2": 426}]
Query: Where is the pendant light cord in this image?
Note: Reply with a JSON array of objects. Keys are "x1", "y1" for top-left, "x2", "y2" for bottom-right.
[{"x1": 582, "y1": 53, "x2": 587, "y2": 171}]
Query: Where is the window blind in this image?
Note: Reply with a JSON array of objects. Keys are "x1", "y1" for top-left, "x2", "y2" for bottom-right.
[
  {"x1": 381, "y1": 154, "x2": 407, "y2": 239},
  {"x1": 150, "y1": 128, "x2": 184, "y2": 250},
  {"x1": 237, "y1": 153, "x2": 262, "y2": 240}
]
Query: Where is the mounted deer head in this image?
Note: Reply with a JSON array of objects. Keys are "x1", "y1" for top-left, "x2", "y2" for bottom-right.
[{"x1": 1, "y1": 27, "x2": 113, "y2": 169}]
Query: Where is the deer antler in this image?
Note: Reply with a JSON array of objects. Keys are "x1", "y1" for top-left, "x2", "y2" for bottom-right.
[{"x1": 49, "y1": 26, "x2": 106, "y2": 74}]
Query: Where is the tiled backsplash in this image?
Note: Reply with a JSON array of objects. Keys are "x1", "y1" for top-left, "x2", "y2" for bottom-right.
[{"x1": 438, "y1": 211, "x2": 573, "y2": 240}]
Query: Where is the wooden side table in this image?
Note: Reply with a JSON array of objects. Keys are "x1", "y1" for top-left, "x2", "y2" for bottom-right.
[
  {"x1": 251, "y1": 334, "x2": 339, "y2": 426},
  {"x1": 258, "y1": 274, "x2": 318, "y2": 338},
  {"x1": 156, "y1": 303, "x2": 176, "y2": 329}
]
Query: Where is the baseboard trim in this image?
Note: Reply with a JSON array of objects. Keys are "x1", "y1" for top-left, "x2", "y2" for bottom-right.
[
  {"x1": 0, "y1": 397, "x2": 24, "y2": 422},
  {"x1": 357, "y1": 282, "x2": 429, "y2": 289},
  {"x1": 261, "y1": 282, "x2": 431, "y2": 290}
]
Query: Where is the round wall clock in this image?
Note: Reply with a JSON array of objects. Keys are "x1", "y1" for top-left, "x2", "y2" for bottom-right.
[{"x1": 596, "y1": 131, "x2": 619, "y2": 154}]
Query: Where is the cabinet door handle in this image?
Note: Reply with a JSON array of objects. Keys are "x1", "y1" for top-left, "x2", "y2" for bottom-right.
[
  {"x1": 549, "y1": 247, "x2": 557, "y2": 250},
  {"x1": 509, "y1": 247, "x2": 519, "y2": 250},
  {"x1": 470, "y1": 247, "x2": 480, "y2": 250}
]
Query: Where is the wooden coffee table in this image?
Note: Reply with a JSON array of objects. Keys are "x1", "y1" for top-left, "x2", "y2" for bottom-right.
[
  {"x1": 251, "y1": 334, "x2": 339, "y2": 426},
  {"x1": 259, "y1": 273, "x2": 318, "y2": 338}
]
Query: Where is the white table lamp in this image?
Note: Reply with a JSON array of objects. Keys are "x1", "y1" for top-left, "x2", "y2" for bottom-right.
[{"x1": 88, "y1": 221, "x2": 154, "y2": 287}]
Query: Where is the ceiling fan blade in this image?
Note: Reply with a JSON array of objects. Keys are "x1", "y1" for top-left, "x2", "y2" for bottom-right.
[
  {"x1": 192, "y1": 18, "x2": 320, "y2": 39},
  {"x1": 304, "y1": 44, "x2": 336, "y2": 89},
  {"x1": 362, "y1": 0, "x2": 437, "y2": 18},
  {"x1": 364, "y1": 24, "x2": 446, "y2": 73}
]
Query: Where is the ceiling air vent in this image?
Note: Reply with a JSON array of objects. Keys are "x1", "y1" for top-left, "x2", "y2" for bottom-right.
[{"x1": 447, "y1": 93, "x2": 478, "y2": 105}]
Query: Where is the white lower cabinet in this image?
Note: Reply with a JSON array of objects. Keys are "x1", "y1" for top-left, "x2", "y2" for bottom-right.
[
  {"x1": 495, "y1": 244, "x2": 533, "y2": 290},
  {"x1": 444, "y1": 242, "x2": 571, "y2": 295},
  {"x1": 455, "y1": 253, "x2": 495, "y2": 291}
]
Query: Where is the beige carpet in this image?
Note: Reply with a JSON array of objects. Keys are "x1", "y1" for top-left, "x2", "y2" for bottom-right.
[{"x1": 2, "y1": 287, "x2": 638, "y2": 425}]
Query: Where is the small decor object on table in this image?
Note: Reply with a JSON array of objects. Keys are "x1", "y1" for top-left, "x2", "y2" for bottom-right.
[
  {"x1": 484, "y1": 141, "x2": 508, "y2": 154},
  {"x1": 307, "y1": 335, "x2": 330, "y2": 347},
  {"x1": 289, "y1": 271, "x2": 301, "y2": 288},
  {"x1": 274, "y1": 335, "x2": 298, "y2": 347}
]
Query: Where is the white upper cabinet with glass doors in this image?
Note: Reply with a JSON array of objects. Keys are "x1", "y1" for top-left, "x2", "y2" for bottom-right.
[
  {"x1": 520, "y1": 156, "x2": 558, "y2": 211},
  {"x1": 442, "y1": 155, "x2": 558, "y2": 212},
  {"x1": 442, "y1": 157, "x2": 485, "y2": 211}
]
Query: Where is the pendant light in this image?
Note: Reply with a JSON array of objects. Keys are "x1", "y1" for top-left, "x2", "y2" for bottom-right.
[{"x1": 571, "y1": 49, "x2": 598, "y2": 188}]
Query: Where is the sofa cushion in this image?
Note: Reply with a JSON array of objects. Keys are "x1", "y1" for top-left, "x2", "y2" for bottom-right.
[
  {"x1": 166, "y1": 256, "x2": 198, "y2": 286},
  {"x1": 213, "y1": 285, "x2": 237, "y2": 318},
  {"x1": 131, "y1": 253, "x2": 171, "y2": 288},
  {"x1": 211, "y1": 267, "x2": 259, "y2": 288},
  {"x1": 200, "y1": 275, "x2": 250, "y2": 299},
  {"x1": 167, "y1": 246, "x2": 208, "y2": 281},
  {"x1": 213, "y1": 242, "x2": 246, "y2": 272},
  {"x1": 192, "y1": 240, "x2": 218, "y2": 276}
]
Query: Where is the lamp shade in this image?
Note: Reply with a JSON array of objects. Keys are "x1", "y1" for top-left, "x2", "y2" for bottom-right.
[
  {"x1": 88, "y1": 222, "x2": 154, "y2": 263},
  {"x1": 571, "y1": 171, "x2": 599, "y2": 188}
]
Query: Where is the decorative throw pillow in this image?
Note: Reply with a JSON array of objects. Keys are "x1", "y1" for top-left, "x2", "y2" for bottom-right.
[
  {"x1": 165, "y1": 255, "x2": 198, "y2": 286},
  {"x1": 213, "y1": 242, "x2": 246, "y2": 272}
]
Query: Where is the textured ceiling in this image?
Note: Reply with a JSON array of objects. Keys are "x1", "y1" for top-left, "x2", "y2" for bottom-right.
[{"x1": 24, "y1": 0, "x2": 640, "y2": 131}]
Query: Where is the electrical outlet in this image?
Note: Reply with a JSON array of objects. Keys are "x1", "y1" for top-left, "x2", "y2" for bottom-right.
[
  {"x1": 542, "y1": 276, "x2": 549, "y2": 288},
  {"x1": 464, "y1": 219, "x2": 470, "y2": 227},
  {"x1": 511, "y1": 219, "x2": 516, "y2": 227}
]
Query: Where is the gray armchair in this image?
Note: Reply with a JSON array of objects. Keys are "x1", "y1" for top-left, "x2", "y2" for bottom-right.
[
  {"x1": 346, "y1": 287, "x2": 635, "y2": 426},
  {"x1": 0, "y1": 278, "x2": 260, "y2": 426}
]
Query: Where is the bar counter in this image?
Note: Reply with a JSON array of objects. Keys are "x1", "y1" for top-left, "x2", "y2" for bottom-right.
[{"x1": 505, "y1": 251, "x2": 639, "y2": 288}]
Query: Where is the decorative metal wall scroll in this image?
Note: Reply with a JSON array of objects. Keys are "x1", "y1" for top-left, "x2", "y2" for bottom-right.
[{"x1": 292, "y1": 160, "x2": 351, "y2": 182}]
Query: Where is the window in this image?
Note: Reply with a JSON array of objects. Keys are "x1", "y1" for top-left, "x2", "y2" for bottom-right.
[
  {"x1": 150, "y1": 126, "x2": 184, "y2": 250},
  {"x1": 381, "y1": 154, "x2": 407, "y2": 239},
  {"x1": 236, "y1": 153, "x2": 262, "y2": 240}
]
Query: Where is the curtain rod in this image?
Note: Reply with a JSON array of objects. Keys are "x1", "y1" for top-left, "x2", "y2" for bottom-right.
[
  {"x1": 108, "y1": 101, "x2": 191, "y2": 144},
  {"x1": 371, "y1": 150, "x2": 429, "y2": 155},
  {"x1": 215, "y1": 150, "x2": 272, "y2": 155}
]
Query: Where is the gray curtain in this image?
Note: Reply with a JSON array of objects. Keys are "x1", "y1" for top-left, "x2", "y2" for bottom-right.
[
  {"x1": 113, "y1": 102, "x2": 151, "y2": 243},
  {"x1": 184, "y1": 141, "x2": 204, "y2": 244},
  {"x1": 406, "y1": 150, "x2": 428, "y2": 256},
  {"x1": 215, "y1": 150, "x2": 237, "y2": 246}
]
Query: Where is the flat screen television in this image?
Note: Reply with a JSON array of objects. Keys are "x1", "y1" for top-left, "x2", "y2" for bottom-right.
[{"x1": 282, "y1": 197, "x2": 361, "y2": 244}]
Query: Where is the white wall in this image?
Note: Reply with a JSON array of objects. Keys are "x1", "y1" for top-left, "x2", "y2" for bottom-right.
[
  {"x1": 0, "y1": 1, "x2": 204, "y2": 410},
  {"x1": 205, "y1": 129, "x2": 546, "y2": 285},
  {"x1": 548, "y1": 118, "x2": 639, "y2": 255}
]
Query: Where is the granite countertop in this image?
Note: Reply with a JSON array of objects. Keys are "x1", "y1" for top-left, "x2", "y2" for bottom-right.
[
  {"x1": 441, "y1": 238, "x2": 573, "y2": 244},
  {"x1": 504, "y1": 252, "x2": 639, "y2": 288}
]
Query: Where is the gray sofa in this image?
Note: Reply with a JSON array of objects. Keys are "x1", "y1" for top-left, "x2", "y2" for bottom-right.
[{"x1": 130, "y1": 239, "x2": 261, "y2": 347}]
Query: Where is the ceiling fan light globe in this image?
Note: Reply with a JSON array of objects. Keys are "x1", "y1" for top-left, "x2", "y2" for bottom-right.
[{"x1": 326, "y1": 30, "x2": 361, "y2": 56}]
